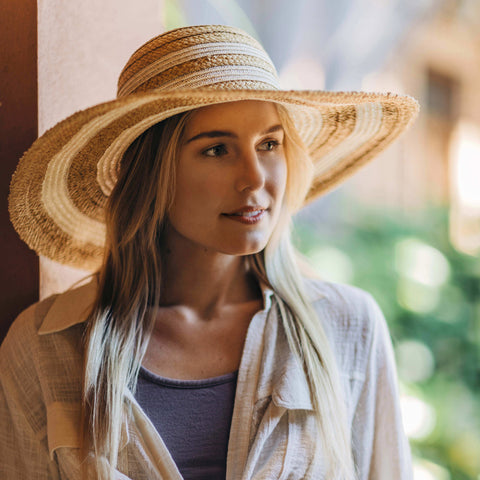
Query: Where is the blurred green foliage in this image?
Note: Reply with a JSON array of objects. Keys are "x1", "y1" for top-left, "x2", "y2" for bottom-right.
[{"x1": 294, "y1": 200, "x2": 480, "y2": 480}]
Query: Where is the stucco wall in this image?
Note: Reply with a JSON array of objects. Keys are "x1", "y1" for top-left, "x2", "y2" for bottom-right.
[{"x1": 38, "y1": 0, "x2": 165, "y2": 298}]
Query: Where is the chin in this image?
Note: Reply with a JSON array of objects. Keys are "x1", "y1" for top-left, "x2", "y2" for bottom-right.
[{"x1": 217, "y1": 238, "x2": 269, "y2": 257}]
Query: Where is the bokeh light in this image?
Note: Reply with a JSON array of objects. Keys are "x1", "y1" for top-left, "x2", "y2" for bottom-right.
[
  {"x1": 448, "y1": 431, "x2": 480, "y2": 477},
  {"x1": 401, "y1": 394, "x2": 436, "y2": 440},
  {"x1": 396, "y1": 340, "x2": 435, "y2": 383},
  {"x1": 413, "y1": 459, "x2": 451, "y2": 480},
  {"x1": 396, "y1": 278, "x2": 440, "y2": 313},
  {"x1": 394, "y1": 238, "x2": 450, "y2": 288},
  {"x1": 307, "y1": 246, "x2": 354, "y2": 284}
]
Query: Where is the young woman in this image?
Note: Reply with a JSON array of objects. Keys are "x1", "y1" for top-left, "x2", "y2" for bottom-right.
[{"x1": 1, "y1": 25, "x2": 418, "y2": 480}]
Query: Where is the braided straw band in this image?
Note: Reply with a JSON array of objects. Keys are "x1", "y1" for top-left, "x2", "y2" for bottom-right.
[
  {"x1": 117, "y1": 25, "x2": 278, "y2": 96},
  {"x1": 9, "y1": 25, "x2": 419, "y2": 270}
]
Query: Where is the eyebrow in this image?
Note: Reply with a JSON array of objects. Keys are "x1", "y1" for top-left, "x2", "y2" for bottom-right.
[{"x1": 184, "y1": 124, "x2": 284, "y2": 144}]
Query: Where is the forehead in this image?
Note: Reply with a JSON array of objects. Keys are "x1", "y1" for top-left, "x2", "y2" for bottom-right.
[{"x1": 184, "y1": 100, "x2": 281, "y2": 134}]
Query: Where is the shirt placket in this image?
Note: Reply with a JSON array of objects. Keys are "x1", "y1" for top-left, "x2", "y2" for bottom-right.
[
  {"x1": 225, "y1": 306, "x2": 270, "y2": 480},
  {"x1": 125, "y1": 391, "x2": 184, "y2": 480}
]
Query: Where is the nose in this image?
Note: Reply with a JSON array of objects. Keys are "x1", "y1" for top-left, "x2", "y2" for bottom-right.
[{"x1": 235, "y1": 148, "x2": 265, "y2": 192}]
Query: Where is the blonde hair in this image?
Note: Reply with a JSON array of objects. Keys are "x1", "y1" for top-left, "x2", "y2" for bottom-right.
[{"x1": 81, "y1": 104, "x2": 356, "y2": 479}]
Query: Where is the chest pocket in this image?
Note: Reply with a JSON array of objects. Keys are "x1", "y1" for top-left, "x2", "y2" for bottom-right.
[
  {"x1": 245, "y1": 398, "x2": 322, "y2": 480},
  {"x1": 246, "y1": 372, "x2": 367, "y2": 480}
]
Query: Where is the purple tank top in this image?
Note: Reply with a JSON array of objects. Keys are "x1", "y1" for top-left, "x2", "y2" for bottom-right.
[{"x1": 135, "y1": 367, "x2": 238, "y2": 480}]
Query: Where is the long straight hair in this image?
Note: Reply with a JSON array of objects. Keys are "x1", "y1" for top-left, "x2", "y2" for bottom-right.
[{"x1": 81, "y1": 105, "x2": 356, "y2": 479}]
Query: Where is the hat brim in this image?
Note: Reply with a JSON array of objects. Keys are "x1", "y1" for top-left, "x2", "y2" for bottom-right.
[{"x1": 9, "y1": 87, "x2": 419, "y2": 270}]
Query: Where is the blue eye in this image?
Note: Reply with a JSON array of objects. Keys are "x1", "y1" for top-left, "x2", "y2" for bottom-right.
[{"x1": 203, "y1": 144, "x2": 228, "y2": 157}]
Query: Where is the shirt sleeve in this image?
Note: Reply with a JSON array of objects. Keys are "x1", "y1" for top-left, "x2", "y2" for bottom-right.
[
  {"x1": 0, "y1": 308, "x2": 60, "y2": 480},
  {"x1": 351, "y1": 294, "x2": 413, "y2": 480}
]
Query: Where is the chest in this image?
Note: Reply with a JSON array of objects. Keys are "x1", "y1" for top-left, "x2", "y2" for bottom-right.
[
  {"x1": 135, "y1": 367, "x2": 238, "y2": 479},
  {"x1": 143, "y1": 302, "x2": 261, "y2": 379}
]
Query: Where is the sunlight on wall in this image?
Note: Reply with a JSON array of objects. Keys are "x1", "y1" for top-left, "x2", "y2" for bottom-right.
[
  {"x1": 449, "y1": 122, "x2": 480, "y2": 255},
  {"x1": 451, "y1": 122, "x2": 480, "y2": 210}
]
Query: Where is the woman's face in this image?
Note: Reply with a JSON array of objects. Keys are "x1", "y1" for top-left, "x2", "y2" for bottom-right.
[{"x1": 167, "y1": 100, "x2": 287, "y2": 256}]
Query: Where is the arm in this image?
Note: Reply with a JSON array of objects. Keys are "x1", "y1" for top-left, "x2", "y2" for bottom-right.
[
  {"x1": 0, "y1": 310, "x2": 60, "y2": 480},
  {"x1": 0, "y1": 378, "x2": 60, "y2": 479},
  {"x1": 351, "y1": 295, "x2": 413, "y2": 480}
]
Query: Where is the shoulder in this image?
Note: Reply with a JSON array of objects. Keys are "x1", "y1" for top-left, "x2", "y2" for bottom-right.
[
  {"x1": 1, "y1": 294, "x2": 58, "y2": 371},
  {"x1": 0, "y1": 295, "x2": 60, "y2": 435},
  {"x1": 1, "y1": 280, "x2": 96, "y2": 390},
  {"x1": 303, "y1": 277, "x2": 389, "y2": 373},
  {"x1": 305, "y1": 277, "x2": 382, "y2": 330},
  {"x1": 1, "y1": 279, "x2": 95, "y2": 349},
  {"x1": 0, "y1": 284, "x2": 95, "y2": 466}
]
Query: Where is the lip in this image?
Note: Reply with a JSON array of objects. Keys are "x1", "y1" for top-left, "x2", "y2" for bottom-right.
[{"x1": 222, "y1": 205, "x2": 267, "y2": 225}]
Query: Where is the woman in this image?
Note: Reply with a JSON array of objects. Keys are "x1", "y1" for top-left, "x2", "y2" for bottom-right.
[{"x1": 1, "y1": 25, "x2": 418, "y2": 479}]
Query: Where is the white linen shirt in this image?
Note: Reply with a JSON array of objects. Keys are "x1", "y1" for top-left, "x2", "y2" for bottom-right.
[{"x1": 0, "y1": 278, "x2": 412, "y2": 479}]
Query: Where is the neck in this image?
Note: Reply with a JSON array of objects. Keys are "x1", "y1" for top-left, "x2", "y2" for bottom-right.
[{"x1": 159, "y1": 227, "x2": 262, "y2": 318}]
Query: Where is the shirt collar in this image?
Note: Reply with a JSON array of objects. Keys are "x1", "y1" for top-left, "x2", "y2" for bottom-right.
[
  {"x1": 271, "y1": 353, "x2": 314, "y2": 411},
  {"x1": 38, "y1": 275, "x2": 319, "y2": 412},
  {"x1": 38, "y1": 279, "x2": 97, "y2": 335},
  {"x1": 255, "y1": 293, "x2": 326, "y2": 412},
  {"x1": 38, "y1": 277, "x2": 278, "y2": 335},
  {"x1": 273, "y1": 279, "x2": 328, "y2": 411}
]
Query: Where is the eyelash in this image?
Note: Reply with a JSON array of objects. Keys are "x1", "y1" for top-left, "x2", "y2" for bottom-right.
[
  {"x1": 203, "y1": 144, "x2": 228, "y2": 157},
  {"x1": 259, "y1": 140, "x2": 281, "y2": 151},
  {"x1": 202, "y1": 139, "x2": 282, "y2": 157}
]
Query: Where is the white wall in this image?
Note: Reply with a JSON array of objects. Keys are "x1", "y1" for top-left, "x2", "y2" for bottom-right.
[{"x1": 38, "y1": 0, "x2": 165, "y2": 298}]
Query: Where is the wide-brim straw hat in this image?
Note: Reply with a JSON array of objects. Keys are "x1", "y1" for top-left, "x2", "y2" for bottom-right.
[{"x1": 9, "y1": 24, "x2": 419, "y2": 271}]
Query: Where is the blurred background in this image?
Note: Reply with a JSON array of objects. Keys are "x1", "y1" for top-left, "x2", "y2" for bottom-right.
[{"x1": 1, "y1": 0, "x2": 479, "y2": 478}]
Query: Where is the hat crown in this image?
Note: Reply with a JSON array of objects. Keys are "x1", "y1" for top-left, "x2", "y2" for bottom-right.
[{"x1": 117, "y1": 25, "x2": 280, "y2": 97}]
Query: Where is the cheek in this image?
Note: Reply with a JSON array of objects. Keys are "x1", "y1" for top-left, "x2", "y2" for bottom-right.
[
  {"x1": 269, "y1": 158, "x2": 288, "y2": 200},
  {"x1": 171, "y1": 167, "x2": 226, "y2": 218}
]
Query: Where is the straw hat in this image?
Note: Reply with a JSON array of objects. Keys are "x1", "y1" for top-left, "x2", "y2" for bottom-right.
[{"x1": 9, "y1": 24, "x2": 419, "y2": 271}]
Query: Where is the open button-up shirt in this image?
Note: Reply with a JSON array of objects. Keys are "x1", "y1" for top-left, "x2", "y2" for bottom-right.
[{"x1": 0, "y1": 278, "x2": 412, "y2": 479}]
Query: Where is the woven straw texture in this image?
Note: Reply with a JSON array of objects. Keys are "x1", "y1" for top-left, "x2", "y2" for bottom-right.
[{"x1": 9, "y1": 25, "x2": 419, "y2": 270}]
